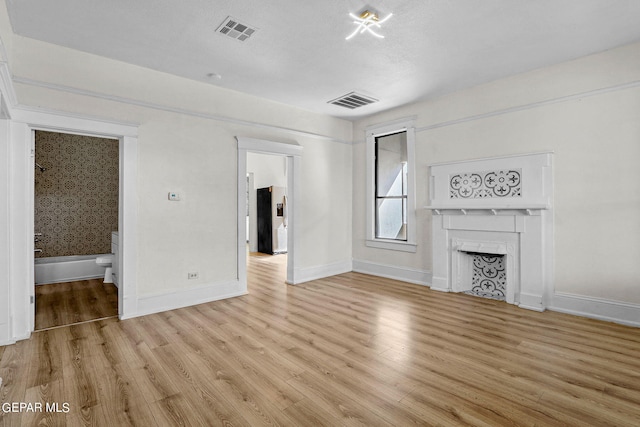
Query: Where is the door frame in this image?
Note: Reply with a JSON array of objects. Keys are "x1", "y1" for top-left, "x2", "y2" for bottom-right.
[
  {"x1": 9, "y1": 107, "x2": 138, "y2": 338},
  {"x1": 237, "y1": 137, "x2": 302, "y2": 286}
]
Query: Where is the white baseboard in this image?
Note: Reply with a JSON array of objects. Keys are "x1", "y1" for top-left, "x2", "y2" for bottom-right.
[
  {"x1": 352, "y1": 259, "x2": 432, "y2": 286},
  {"x1": 430, "y1": 276, "x2": 449, "y2": 292},
  {"x1": 125, "y1": 280, "x2": 247, "y2": 319},
  {"x1": 292, "y1": 260, "x2": 353, "y2": 284},
  {"x1": 0, "y1": 323, "x2": 13, "y2": 346},
  {"x1": 550, "y1": 292, "x2": 640, "y2": 327},
  {"x1": 0, "y1": 331, "x2": 30, "y2": 346},
  {"x1": 518, "y1": 292, "x2": 545, "y2": 312}
]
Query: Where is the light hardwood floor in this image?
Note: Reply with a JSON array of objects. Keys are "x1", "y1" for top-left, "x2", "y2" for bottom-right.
[
  {"x1": 35, "y1": 279, "x2": 119, "y2": 330},
  {"x1": 1, "y1": 254, "x2": 640, "y2": 426}
]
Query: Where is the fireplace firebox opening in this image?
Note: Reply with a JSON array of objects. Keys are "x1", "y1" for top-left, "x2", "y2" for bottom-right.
[{"x1": 461, "y1": 252, "x2": 506, "y2": 301}]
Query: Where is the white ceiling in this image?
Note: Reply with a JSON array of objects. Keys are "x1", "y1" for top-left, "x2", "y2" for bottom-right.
[{"x1": 6, "y1": 0, "x2": 640, "y2": 120}]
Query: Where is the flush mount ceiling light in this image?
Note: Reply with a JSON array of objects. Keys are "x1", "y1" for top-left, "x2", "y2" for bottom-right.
[{"x1": 345, "y1": 9, "x2": 393, "y2": 40}]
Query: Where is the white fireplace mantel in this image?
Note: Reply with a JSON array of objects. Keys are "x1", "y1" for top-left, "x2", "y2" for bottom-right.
[
  {"x1": 427, "y1": 152, "x2": 553, "y2": 311},
  {"x1": 424, "y1": 204, "x2": 549, "y2": 216}
]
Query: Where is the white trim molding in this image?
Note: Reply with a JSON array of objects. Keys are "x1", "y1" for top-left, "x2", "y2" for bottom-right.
[
  {"x1": 12, "y1": 105, "x2": 139, "y2": 136},
  {"x1": 415, "y1": 80, "x2": 640, "y2": 133},
  {"x1": 13, "y1": 77, "x2": 350, "y2": 144},
  {"x1": 365, "y1": 239, "x2": 417, "y2": 253},
  {"x1": 4, "y1": 106, "x2": 139, "y2": 343},
  {"x1": 126, "y1": 280, "x2": 247, "y2": 319},
  {"x1": 550, "y1": 292, "x2": 640, "y2": 328},
  {"x1": 351, "y1": 81, "x2": 640, "y2": 146},
  {"x1": 0, "y1": 119, "x2": 11, "y2": 345},
  {"x1": 238, "y1": 137, "x2": 303, "y2": 156},
  {"x1": 352, "y1": 259, "x2": 432, "y2": 287},
  {"x1": 293, "y1": 260, "x2": 353, "y2": 284},
  {"x1": 0, "y1": 60, "x2": 17, "y2": 112}
]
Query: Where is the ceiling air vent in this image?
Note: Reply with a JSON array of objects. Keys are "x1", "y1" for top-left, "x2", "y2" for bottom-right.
[
  {"x1": 217, "y1": 16, "x2": 257, "y2": 41},
  {"x1": 328, "y1": 92, "x2": 378, "y2": 109}
]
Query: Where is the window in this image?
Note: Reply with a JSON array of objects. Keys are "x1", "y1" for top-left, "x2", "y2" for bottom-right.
[
  {"x1": 375, "y1": 131, "x2": 408, "y2": 240},
  {"x1": 366, "y1": 118, "x2": 416, "y2": 252}
]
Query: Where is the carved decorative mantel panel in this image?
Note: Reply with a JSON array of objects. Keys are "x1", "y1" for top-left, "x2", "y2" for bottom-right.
[{"x1": 450, "y1": 169, "x2": 521, "y2": 199}]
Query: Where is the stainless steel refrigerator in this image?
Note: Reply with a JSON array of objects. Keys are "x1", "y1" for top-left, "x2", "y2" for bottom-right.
[{"x1": 257, "y1": 186, "x2": 287, "y2": 254}]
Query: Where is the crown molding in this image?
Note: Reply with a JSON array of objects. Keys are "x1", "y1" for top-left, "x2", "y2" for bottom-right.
[
  {"x1": 0, "y1": 62, "x2": 17, "y2": 117},
  {"x1": 12, "y1": 76, "x2": 351, "y2": 144},
  {"x1": 11, "y1": 104, "x2": 139, "y2": 138},
  {"x1": 351, "y1": 79, "x2": 640, "y2": 144},
  {"x1": 415, "y1": 79, "x2": 640, "y2": 133}
]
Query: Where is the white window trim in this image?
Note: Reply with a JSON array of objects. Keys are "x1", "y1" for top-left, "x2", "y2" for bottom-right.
[{"x1": 365, "y1": 117, "x2": 417, "y2": 253}]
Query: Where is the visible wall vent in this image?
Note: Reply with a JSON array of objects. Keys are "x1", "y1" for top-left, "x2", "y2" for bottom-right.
[
  {"x1": 217, "y1": 16, "x2": 257, "y2": 41},
  {"x1": 328, "y1": 92, "x2": 378, "y2": 109}
]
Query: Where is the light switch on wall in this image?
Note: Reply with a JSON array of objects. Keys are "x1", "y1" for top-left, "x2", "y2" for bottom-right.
[{"x1": 168, "y1": 192, "x2": 181, "y2": 201}]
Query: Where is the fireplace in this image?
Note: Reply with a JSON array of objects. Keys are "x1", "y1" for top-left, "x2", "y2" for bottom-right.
[
  {"x1": 426, "y1": 152, "x2": 553, "y2": 311},
  {"x1": 450, "y1": 232, "x2": 518, "y2": 304}
]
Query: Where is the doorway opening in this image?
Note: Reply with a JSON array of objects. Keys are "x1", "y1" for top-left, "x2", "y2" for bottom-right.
[
  {"x1": 33, "y1": 130, "x2": 119, "y2": 330},
  {"x1": 246, "y1": 152, "x2": 289, "y2": 284},
  {"x1": 237, "y1": 137, "x2": 302, "y2": 289}
]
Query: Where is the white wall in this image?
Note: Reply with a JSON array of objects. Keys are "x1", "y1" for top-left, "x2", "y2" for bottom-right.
[
  {"x1": 353, "y1": 41, "x2": 640, "y2": 318},
  {"x1": 248, "y1": 152, "x2": 287, "y2": 189},
  {"x1": 0, "y1": 4, "x2": 353, "y2": 342},
  {"x1": 298, "y1": 137, "x2": 353, "y2": 269}
]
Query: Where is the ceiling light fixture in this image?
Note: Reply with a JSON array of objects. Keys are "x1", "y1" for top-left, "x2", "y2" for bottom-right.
[{"x1": 345, "y1": 10, "x2": 393, "y2": 40}]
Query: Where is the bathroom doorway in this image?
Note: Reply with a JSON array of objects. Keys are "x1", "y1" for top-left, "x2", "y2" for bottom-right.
[{"x1": 33, "y1": 130, "x2": 119, "y2": 330}]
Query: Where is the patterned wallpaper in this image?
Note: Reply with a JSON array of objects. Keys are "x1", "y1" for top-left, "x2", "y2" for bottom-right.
[
  {"x1": 450, "y1": 169, "x2": 521, "y2": 199},
  {"x1": 34, "y1": 131, "x2": 119, "y2": 258}
]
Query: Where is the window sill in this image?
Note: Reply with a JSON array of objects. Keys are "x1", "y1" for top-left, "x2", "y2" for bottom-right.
[{"x1": 366, "y1": 239, "x2": 417, "y2": 253}]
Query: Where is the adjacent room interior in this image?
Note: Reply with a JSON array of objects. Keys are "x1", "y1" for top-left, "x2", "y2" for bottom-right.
[
  {"x1": 247, "y1": 151, "x2": 289, "y2": 285},
  {"x1": 33, "y1": 130, "x2": 119, "y2": 330}
]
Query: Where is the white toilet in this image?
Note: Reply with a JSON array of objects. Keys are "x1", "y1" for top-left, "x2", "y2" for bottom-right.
[
  {"x1": 96, "y1": 231, "x2": 118, "y2": 284},
  {"x1": 96, "y1": 255, "x2": 114, "y2": 283}
]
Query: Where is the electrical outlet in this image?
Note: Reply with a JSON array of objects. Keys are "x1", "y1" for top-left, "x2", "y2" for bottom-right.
[{"x1": 188, "y1": 272, "x2": 199, "y2": 280}]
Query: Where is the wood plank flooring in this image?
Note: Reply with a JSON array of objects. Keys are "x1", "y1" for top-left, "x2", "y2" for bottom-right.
[
  {"x1": 2, "y1": 254, "x2": 640, "y2": 426},
  {"x1": 35, "y1": 279, "x2": 118, "y2": 330}
]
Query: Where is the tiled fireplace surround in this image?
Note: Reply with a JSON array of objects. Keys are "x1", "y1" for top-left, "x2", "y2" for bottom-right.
[{"x1": 427, "y1": 152, "x2": 553, "y2": 311}]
